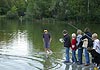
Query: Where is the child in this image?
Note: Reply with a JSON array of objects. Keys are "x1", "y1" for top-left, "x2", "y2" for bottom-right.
[
  {"x1": 63, "y1": 30, "x2": 71, "y2": 63},
  {"x1": 43, "y1": 29, "x2": 52, "y2": 54},
  {"x1": 71, "y1": 33, "x2": 77, "y2": 63},
  {"x1": 76, "y1": 30, "x2": 83, "y2": 65},
  {"x1": 90, "y1": 33, "x2": 100, "y2": 69}
]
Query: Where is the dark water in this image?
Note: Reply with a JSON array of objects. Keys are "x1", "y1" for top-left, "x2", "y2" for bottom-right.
[{"x1": 0, "y1": 19, "x2": 100, "y2": 70}]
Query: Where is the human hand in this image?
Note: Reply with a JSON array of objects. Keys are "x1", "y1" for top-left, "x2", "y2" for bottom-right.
[{"x1": 72, "y1": 45, "x2": 75, "y2": 48}]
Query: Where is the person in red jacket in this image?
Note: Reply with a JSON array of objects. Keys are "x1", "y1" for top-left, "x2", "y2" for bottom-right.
[{"x1": 71, "y1": 33, "x2": 77, "y2": 63}]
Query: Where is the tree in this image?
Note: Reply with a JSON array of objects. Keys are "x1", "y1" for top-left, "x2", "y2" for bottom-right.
[
  {"x1": 0, "y1": 0, "x2": 10, "y2": 15},
  {"x1": 0, "y1": 0, "x2": 100, "y2": 23}
]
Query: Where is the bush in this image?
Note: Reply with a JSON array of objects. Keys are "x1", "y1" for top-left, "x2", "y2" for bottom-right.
[
  {"x1": 6, "y1": 6, "x2": 18, "y2": 19},
  {"x1": 6, "y1": 11, "x2": 18, "y2": 19}
]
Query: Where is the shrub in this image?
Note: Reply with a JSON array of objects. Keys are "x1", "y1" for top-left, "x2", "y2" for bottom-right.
[{"x1": 6, "y1": 6, "x2": 18, "y2": 19}]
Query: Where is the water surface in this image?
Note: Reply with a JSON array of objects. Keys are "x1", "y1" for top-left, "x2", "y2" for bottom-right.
[{"x1": 0, "y1": 19, "x2": 100, "y2": 70}]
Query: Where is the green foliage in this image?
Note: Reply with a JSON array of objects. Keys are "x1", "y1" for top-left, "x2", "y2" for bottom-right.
[
  {"x1": 15, "y1": 0, "x2": 27, "y2": 16},
  {"x1": 26, "y1": 0, "x2": 54, "y2": 19},
  {"x1": 6, "y1": 6, "x2": 18, "y2": 19},
  {"x1": 89, "y1": 0, "x2": 100, "y2": 23},
  {"x1": 0, "y1": 0, "x2": 100, "y2": 23},
  {"x1": 0, "y1": 0, "x2": 27, "y2": 17},
  {"x1": 0, "y1": 0, "x2": 10, "y2": 15}
]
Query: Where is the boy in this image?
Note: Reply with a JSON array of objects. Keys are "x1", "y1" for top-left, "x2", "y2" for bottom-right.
[
  {"x1": 43, "y1": 29, "x2": 52, "y2": 54},
  {"x1": 63, "y1": 30, "x2": 71, "y2": 63}
]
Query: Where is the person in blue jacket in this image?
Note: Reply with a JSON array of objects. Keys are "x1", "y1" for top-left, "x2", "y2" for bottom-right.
[{"x1": 76, "y1": 30, "x2": 83, "y2": 65}]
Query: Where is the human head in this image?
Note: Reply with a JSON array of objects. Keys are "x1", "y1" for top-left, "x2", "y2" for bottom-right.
[
  {"x1": 77, "y1": 29, "x2": 82, "y2": 35},
  {"x1": 44, "y1": 29, "x2": 48, "y2": 34},
  {"x1": 84, "y1": 27, "x2": 90, "y2": 32},
  {"x1": 92, "y1": 33, "x2": 98, "y2": 40},
  {"x1": 72, "y1": 33, "x2": 76, "y2": 38},
  {"x1": 62, "y1": 30, "x2": 68, "y2": 35}
]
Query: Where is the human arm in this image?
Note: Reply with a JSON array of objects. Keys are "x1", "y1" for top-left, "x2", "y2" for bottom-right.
[{"x1": 50, "y1": 37, "x2": 52, "y2": 43}]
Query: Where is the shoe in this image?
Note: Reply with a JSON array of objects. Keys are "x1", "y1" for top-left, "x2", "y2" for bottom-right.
[
  {"x1": 49, "y1": 50, "x2": 53, "y2": 54},
  {"x1": 72, "y1": 62, "x2": 76, "y2": 64},
  {"x1": 84, "y1": 64, "x2": 90, "y2": 66},
  {"x1": 63, "y1": 61, "x2": 70, "y2": 64},
  {"x1": 46, "y1": 51, "x2": 49, "y2": 54},
  {"x1": 97, "y1": 66, "x2": 100, "y2": 70}
]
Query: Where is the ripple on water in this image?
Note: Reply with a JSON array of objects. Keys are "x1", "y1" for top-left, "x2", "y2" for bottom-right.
[
  {"x1": 0, "y1": 54, "x2": 44, "y2": 70},
  {"x1": 0, "y1": 53, "x2": 65, "y2": 70},
  {"x1": 0, "y1": 53, "x2": 94, "y2": 70}
]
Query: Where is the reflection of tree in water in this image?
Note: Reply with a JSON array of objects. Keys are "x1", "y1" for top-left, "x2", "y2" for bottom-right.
[
  {"x1": 43, "y1": 56, "x2": 52, "y2": 70},
  {"x1": 0, "y1": 19, "x2": 26, "y2": 49},
  {"x1": 0, "y1": 31, "x2": 15, "y2": 48}
]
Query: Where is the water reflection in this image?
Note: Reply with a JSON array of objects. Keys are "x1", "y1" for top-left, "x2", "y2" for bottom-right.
[
  {"x1": 0, "y1": 30, "x2": 94, "y2": 70},
  {"x1": 11, "y1": 30, "x2": 29, "y2": 55},
  {"x1": 0, "y1": 30, "x2": 29, "y2": 56},
  {"x1": 0, "y1": 30, "x2": 44, "y2": 70},
  {"x1": 0, "y1": 19, "x2": 100, "y2": 70}
]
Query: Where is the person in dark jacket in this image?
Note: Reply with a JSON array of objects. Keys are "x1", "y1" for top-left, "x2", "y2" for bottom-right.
[
  {"x1": 81, "y1": 27, "x2": 93, "y2": 66},
  {"x1": 63, "y1": 30, "x2": 71, "y2": 63}
]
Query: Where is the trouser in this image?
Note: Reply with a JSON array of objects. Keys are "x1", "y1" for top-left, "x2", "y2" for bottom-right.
[
  {"x1": 65, "y1": 47, "x2": 70, "y2": 61},
  {"x1": 84, "y1": 48, "x2": 90, "y2": 64},
  {"x1": 44, "y1": 42, "x2": 50, "y2": 48},
  {"x1": 78, "y1": 48, "x2": 83, "y2": 64},
  {"x1": 90, "y1": 49, "x2": 100, "y2": 66},
  {"x1": 72, "y1": 50, "x2": 77, "y2": 62}
]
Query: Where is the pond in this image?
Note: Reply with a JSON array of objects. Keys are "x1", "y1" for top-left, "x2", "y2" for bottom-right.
[{"x1": 0, "y1": 19, "x2": 100, "y2": 70}]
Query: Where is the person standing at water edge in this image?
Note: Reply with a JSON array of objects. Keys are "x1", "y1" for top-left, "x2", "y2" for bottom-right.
[
  {"x1": 76, "y1": 30, "x2": 83, "y2": 65},
  {"x1": 63, "y1": 30, "x2": 71, "y2": 63},
  {"x1": 88, "y1": 33, "x2": 100, "y2": 69},
  {"x1": 43, "y1": 29, "x2": 52, "y2": 54},
  {"x1": 81, "y1": 27, "x2": 93, "y2": 66},
  {"x1": 71, "y1": 33, "x2": 77, "y2": 63},
  {"x1": 92, "y1": 33, "x2": 100, "y2": 66}
]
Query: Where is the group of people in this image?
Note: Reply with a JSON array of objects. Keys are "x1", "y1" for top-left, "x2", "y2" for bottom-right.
[
  {"x1": 42, "y1": 28, "x2": 100, "y2": 68},
  {"x1": 63, "y1": 28, "x2": 100, "y2": 68}
]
